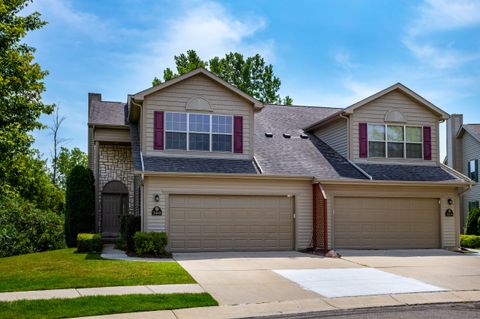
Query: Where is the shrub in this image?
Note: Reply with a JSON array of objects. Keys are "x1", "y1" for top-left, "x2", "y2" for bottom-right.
[
  {"x1": 0, "y1": 195, "x2": 65, "y2": 257},
  {"x1": 77, "y1": 233, "x2": 102, "y2": 253},
  {"x1": 65, "y1": 166, "x2": 95, "y2": 247},
  {"x1": 466, "y1": 208, "x2": 480, "y2": 236},
  {"x1": 120, "y1": 215, "x2": 141, "y2": 252},
  {"x1": 133, "y1": 232, "x2": 168, "y2": 257},
  {"x1": 460, "y1": 235, "x2": 480, "y2": 248}
]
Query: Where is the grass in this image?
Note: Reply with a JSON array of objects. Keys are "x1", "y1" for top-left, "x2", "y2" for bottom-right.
[
  {"x1": 0, "y1": 293, "x2": 218, "y2": 319},
  {"x1": 0, "y1": 248, "x2": 195, "y2": 292}
]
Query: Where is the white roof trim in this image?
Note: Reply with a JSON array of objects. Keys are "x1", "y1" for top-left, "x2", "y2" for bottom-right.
[{"x1": 132, "y1": 68, "x2": 263, "y2": 110}]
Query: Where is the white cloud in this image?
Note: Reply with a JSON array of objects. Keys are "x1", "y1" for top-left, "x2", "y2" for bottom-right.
[
  {"x1": 26, "y1": 0, "x2": 114, "y2": 42},
  {"x1": 334, "y1": 51, "x2": 359, "y2": 71},
  {"x1": 407, "y1": 0, "x2": 480, "y2": 36},
  {"x1": 121, "y1": 1, "x2": 274, "y2": 90},
  {"x1": 404, "y1": 0, "x2": 480, "y2": 69}
]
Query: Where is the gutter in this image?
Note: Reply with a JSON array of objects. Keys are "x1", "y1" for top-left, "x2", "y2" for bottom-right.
[
  {"x1": 347, "y1": 159, "x2": 373, "y2": 180},
  {"x1": 316, "y1": 178, "x2": 471, "y2": 187},
  {"x1": 133, "y1": 170, "x2": 315, "y2": 181}
]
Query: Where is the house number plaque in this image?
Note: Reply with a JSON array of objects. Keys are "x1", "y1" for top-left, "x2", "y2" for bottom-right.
[
  {"x1": 445, "y1": 209, "x2": 454, "y2": 217},
  {"x1": 152, "y1": 206, "x2": 163, "y2": 216}
]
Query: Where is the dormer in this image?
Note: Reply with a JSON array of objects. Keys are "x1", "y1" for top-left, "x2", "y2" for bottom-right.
[
  {"x1": 129, "y1": 68, "x2": 263, "y2": 160},
  {"x1": 306, "y1": 83, "x2": 449, "y2": 165}
]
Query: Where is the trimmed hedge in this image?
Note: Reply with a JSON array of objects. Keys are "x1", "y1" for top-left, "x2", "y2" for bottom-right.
[
  {"x1": 460, "y1": 235, "x2": 480, "y2": 249},
  {"x1": 466, "y1": 208, "x2": 480, "y2": 236},
  {"x1": 133, "y1": 232, "x2": 168, "y2": 257},
  {"x1": 0, "y1": 196, "x2": 65, "y2": 257},
  {"x1": 77, "y1": 233, "x2": 102, "y2": 253}
]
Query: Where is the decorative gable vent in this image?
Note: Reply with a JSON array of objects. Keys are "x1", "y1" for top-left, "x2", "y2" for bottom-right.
[
  {"x1": 385, "y1": 110, "x2": 406, "y2": 123},
  {"x1": 186, "y1": 97, "x2": 212, "y2": 112}
]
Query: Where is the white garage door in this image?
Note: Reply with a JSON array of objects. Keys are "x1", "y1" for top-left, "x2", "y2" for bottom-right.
[
  {"x1": 169, "y1": 195, "x2": 294, "y2": 251},
  {"x1": 334, "y1": 197, "x2": 440, "y2": 249}
]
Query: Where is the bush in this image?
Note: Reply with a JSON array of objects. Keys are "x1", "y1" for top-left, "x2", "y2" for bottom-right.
[
  {"x1": 0, "y1": 195, "x2": 65, "y2": 257},
  {"x1": 460, "y1": 235, "x2": 480, "y2": 248},
  {"x1": 133, "y1": 232, "x2": 168, "y2": 257},
  {"x1": 466, "y1": 208, "x2": 480, "y2": 235},
  {"x1": 65, "y1": 166, "x2": 95, "y2": 247},
  {"x1": 76, "y1": 233, "x2": 102, "y2": 253},
  {"x1": 120, "y1": 215, "x2": 141, "y2": 252}
]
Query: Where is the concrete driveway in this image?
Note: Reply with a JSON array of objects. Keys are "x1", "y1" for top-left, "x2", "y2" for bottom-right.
[
  {"x1": 338, "y1": 249, "x2": 480, "y2": 291},
  {"x1": 174, "y1": 250, "x2": 480, "y2": 306}
]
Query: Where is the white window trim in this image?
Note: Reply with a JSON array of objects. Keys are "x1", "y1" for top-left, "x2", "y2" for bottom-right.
[
  {"x1": 164, "y1": 111, "x2": 233, "y2": 153},
  {"x1": 367, "y1": 124, "x2": 423, "y2": 159}
]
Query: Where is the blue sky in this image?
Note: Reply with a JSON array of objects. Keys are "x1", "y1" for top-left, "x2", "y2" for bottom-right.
[{"x1": 25, "y1": 0, "x2": 480, "y2": 162}]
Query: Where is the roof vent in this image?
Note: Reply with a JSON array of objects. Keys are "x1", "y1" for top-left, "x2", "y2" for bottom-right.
[
  {"x1": 265, "y1": 132, "x2": 273, "y2": 138},
  {"x1": 283, "y1": 133, "x2": 291, "y2": 139},
  {"x1": 300, "y1": 134, "x2": 309, "y2": 139}
]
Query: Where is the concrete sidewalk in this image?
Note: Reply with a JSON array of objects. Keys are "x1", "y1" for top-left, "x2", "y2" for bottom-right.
[
  {"x1": 0, "y1": 284, "x2": 204, "y2": 301},
  {"x1": 75, "y1": 290, "x2": 480, "y2": 319}
]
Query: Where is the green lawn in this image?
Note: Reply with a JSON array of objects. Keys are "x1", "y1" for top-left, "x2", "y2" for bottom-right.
[
  {"x1": 0, "y1": 293, "x2": 218, "y2": 319},
  {"x1": 0, "y1": 248, "x2": 195, "y2": 292}
]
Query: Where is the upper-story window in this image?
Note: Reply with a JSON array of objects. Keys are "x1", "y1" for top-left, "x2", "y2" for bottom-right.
[
  {"x1": 165, "y1": 112, "x2": 233, "y2": 152},
  {"x1": 367, "y1": 124, "x2": 422, "y2": 159},
  {"x1": 468, "y1": 159, "x2": 479, "y2": 182}
]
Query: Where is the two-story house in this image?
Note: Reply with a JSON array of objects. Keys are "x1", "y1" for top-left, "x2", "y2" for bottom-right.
[
  {"x1": 446, "y1": 114, "x2": 479, "y2": 230},
  {"x1": 88, "y1": 68, "x2": 471, "y2": 251}
]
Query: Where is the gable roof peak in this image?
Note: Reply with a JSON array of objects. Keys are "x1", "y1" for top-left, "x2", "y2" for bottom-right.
[
  {"x1": 131, "y1": 67, "x2": 263, "y2": 110},
  {"x1": 343, "y1": 82, "x2": 449, "y2": 120}
]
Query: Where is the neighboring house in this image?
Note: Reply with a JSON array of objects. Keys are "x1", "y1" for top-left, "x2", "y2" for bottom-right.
[
  {"x1": 88, "y1": 68, "x2": 471, "y2": 251},
  {"x1": 446, "y1": 115, "x2": 480, "y2": 230}
]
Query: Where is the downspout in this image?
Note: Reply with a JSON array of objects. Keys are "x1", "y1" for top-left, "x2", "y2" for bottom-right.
[{"x1": 140, "y1": 151, "x2": 145, "y2": 231}]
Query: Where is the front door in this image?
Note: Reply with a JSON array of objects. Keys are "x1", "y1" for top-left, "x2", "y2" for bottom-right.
[{"x1": 102, "y1": 194, "x2": 123, "y2": 237}]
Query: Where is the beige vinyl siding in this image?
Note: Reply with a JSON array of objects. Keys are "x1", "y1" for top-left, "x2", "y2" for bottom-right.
[
  {"x1": 314, "y1": 118, "x2": 348, "y2": 158},
  {"x1": 144, "y1": 175, "x2": 313, "y2": 250},
  {"x1": 462, "y1": 132, "x2": 480, "y2": 226},
  {"x1": 322, "y1": 183, "x2": 460, "y2": 248},
  {"x1": 94, "y1": 128, "x2": 130, "y2": 143},
  {"x1": 143, "y1": 74, "x2": 253, "y2": 159},
  {"x1": 350, "y1": 90, "x2": 439, "y2": 164}
]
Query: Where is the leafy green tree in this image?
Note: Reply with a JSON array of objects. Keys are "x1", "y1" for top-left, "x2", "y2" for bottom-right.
[
  {"x1": 2, "y1": 150, "x2": 64, "y2": 213},
  {"x1": 56, "y1": 147, "x2": 88, "y2": 189},
  {"x1": 65, "y1": 166, "x2": 95, "y2": 247},
  {"x1": 152, "y1": 50, "x2": 292, "y2": 105},
  {"x1": 0, "y1": 0, "x2": 54, "y2": 189},
  {"x1": 466, "y1": 208, "x2": 480, "y2": 236}
]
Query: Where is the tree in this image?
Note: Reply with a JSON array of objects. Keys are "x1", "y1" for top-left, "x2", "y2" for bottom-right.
[
  {"x1": 466, "y1": 208, "x2": 480, "y2": 236},
  {"x1": 0, "y1": 1, "x2": 54, "y2": 189},
  {"x1": 49, "y1": 105, "x2": 68, "y2": 185},
  {"x1": 65, "y1": 166, "x2": 95, "y2": 247},
  {"x1": 152, "y1": 50, "x2": 293, "y2": 105},
  {"x1": 57, "y1": 147, "x2": 88, "y2": 189}
]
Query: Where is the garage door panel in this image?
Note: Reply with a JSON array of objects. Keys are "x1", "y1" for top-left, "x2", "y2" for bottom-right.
[
  {"x1": 169, "y1": 195, "x2": 294, "y2": 251},
  {"x1": 334, "y1": 197, "x2": 440, "y2": 249}
]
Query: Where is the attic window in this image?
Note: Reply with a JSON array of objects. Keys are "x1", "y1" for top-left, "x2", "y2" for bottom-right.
[
  {"x1": 283, "y1": 133, "x2": 291, "y2": 139},
  {"x1": 265, "y1": 132, "x2": 273, "y2": 138}
]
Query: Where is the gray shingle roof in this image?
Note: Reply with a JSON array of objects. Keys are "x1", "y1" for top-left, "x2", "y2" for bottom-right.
[
  {"x1": 142, "y1": 156, "x2": 257, "y2": 174},
  {"x1": 254, "y1": 104, "x2": 367, "y2": 180},
  {"x1": 129, "y1": 123, "x2": 257, "y2": 174},
  {"x1": 89, "y1": 101, "x2": 128, "y2": 126},
  {"x1": 463, "y1": 124, "x2": 480, "y2": 142},
  {"x1": 358, "y1": 164, "x2": 458, "y2": 182}
]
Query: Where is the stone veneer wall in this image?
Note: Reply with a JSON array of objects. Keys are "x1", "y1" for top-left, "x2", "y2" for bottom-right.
[{"x1": 98, "y1": 144, "x2": 134, "y2": 230}]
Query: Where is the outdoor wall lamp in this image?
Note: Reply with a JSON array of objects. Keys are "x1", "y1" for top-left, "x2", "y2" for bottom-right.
[
  {"x1": 448, "y1": 198, "x2": 453, "y2": 205},
  {"x1": 154, "y1": 194, "x2": 160, "y2": 202}
]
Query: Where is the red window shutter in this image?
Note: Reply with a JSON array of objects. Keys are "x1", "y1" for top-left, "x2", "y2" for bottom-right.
[
  {"x1": 233, "y1": 116, "x2": 243, "y2": 153},
  {"x1": 153, "y1": 111, "x2": 164, "y2": 150},
  {"x1": 359, "y1": 123, "x2": 368, "y2": 158},
  {"x1": 423, "y1": 126, "x2": 432, "y2": 160}
]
